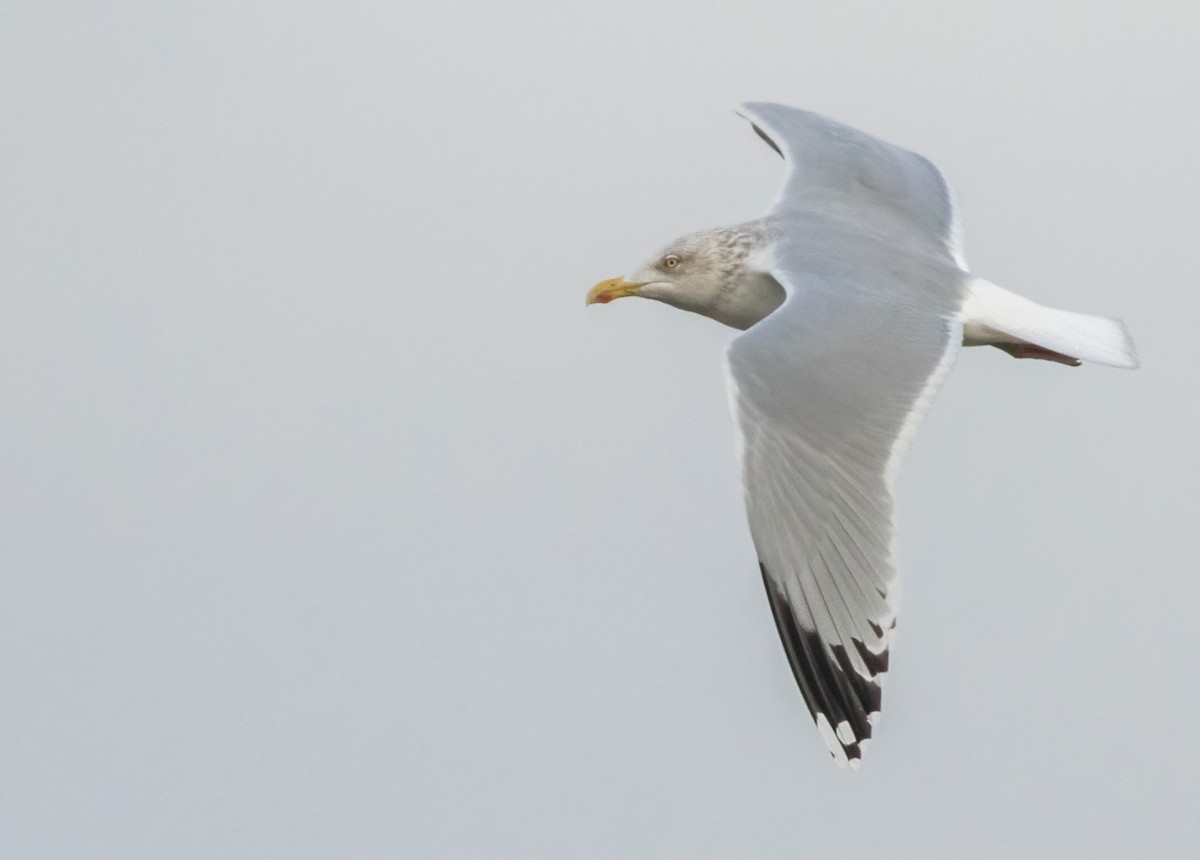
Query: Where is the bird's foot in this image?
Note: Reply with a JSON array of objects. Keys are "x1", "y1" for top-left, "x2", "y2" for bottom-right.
[{"x1": 995, "y1": 342, "x2": 1082, "y2": 366}]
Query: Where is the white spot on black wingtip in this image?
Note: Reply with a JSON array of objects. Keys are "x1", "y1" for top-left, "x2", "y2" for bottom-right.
[{"x1": 816, "y1": 715, "x2": 848, "y2": 767}]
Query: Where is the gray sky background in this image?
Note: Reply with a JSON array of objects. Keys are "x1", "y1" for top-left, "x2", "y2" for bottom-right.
[{"x1": 2, "y1": 2, "x2": 1198, "y2": 857}]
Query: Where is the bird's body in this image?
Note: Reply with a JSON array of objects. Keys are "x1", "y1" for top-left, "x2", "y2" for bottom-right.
[{"x1": 587, "y1": 104, "x2": 1137, "y2": 766}]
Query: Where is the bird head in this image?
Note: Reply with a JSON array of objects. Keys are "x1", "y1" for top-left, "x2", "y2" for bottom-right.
[{"x1": 586, "y1": 231, "x2": 732, "y2": 317}]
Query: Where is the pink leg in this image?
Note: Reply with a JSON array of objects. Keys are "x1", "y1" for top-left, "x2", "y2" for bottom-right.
[{"x1": 995, "y1": 342, "x2": 1082, "y2": 366}]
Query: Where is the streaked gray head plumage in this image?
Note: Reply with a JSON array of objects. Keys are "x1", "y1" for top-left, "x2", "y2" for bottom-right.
[{"x1": 629, "y1": 219, "x2": 783, "y2": 330}]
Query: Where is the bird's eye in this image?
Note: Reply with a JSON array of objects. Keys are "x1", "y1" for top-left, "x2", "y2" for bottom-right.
[{"x1": 663, "y1": 254, "x2": 680, "y2": 268}]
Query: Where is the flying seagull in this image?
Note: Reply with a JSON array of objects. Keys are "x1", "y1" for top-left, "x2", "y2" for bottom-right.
[{"x1": 586, "y1": 103, "x2": 1138, "y2": 767}]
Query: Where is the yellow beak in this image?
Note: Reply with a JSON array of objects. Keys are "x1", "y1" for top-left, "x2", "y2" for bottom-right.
[{"x1": 586, "y1": 277, "x2": 642, "y2": 305}]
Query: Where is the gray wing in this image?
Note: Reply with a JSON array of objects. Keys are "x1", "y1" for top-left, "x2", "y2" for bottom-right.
[
  {"x1": 727, "y1": 252, "x2": 963, "y2": 766},
  {"x1": 728, "y1": 103, "x2": 967, "y2": 764},
  {"x1": 738, "y1": 102, "x2": 966, "y2": 268}
]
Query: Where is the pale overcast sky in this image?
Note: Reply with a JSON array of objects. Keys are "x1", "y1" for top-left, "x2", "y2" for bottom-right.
[{"x1": 2, "y1": 2, "x2": 1198, "y2": 857}]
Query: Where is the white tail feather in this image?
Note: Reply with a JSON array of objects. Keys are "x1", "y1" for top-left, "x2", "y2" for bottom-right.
[{"x1": 962, "y1": 279, "x2": 1139, "y2": 369}]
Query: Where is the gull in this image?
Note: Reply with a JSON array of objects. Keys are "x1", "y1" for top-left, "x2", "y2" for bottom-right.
[{"x1": 586, "y1": 103, "x2": 1138, "y2": 767}]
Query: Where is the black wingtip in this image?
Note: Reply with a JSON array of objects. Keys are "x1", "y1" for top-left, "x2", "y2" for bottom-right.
[
  {"x1": 759, "y1": 563, "x2": 886, "y2": 764},
  {"x1": 751, "y1": 123, "x2": 784, "y2": 158}
]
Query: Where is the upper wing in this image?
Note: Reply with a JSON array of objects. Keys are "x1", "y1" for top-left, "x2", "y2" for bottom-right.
[
  {"x1": 738, "y1": 102, "x2": 966, "y2": 268},
  {"x1": 726, "y1": 251, "x2": 962, "y2": 765}
]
